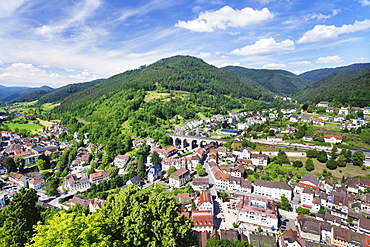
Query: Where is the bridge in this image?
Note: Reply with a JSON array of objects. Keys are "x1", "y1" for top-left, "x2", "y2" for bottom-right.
[{"x1": 168, "y1": 134, "x2": 234, "y2": 149}]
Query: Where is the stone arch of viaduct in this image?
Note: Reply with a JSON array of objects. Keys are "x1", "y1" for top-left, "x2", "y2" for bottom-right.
[{"x1": 168, "y1": 134, "x2": 232, "y2": 149}]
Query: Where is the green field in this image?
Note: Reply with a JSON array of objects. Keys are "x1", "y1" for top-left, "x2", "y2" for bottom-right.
[{"x1": 5, "y1": 123, "x2": 43, "y2": 132}]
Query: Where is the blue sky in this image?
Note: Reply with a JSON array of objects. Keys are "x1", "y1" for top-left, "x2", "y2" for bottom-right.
[{"x1": 0, "y1": 0, "x2": 369, "y2": 87}]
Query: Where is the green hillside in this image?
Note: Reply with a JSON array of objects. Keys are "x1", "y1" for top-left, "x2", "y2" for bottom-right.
[
  {"x1": 299, "y1": 63, "x2": 370, "y2": 82},
  {"x1": 0, "y1": 85, "x2": 53, "y2": 102},
  {"x1": 221, "y1": 66, "x2": 309, "y2": 94},
  {"x1": 46, "y1": 55, "x2": 296, "y2": 152},
  {"x1": 10, "y1": 90, "x2": 50, "y2": 103},
  {"x1": 295, "y1": 68, "x2": 370, "y2": 102},
  {"x1": 37, "y1": 79, "x2": 105, "y2": 104},
  {"x1": 312, "y1": 72, "x2": 370, "y2": 107}
]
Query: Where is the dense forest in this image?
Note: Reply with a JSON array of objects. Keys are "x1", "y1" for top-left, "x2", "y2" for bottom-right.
[
  {"x1": 299, "y1": 62, "x2": 370, "y2": 82},
  {"x1": 295, "y1": 68, "x2": 370, "y2": 103},
  {"x1": 221, "y1": 66, "x2": 309, "y2": 94},
  {"x1": 311, "y1": 72, "x2": 370, "y2": 107},
  {"x1": 10, "y1": 90, "x2": 50, "y2": 103},
  {"x1": 0, "y1": 85, "x2": 53, "y2": 102}
]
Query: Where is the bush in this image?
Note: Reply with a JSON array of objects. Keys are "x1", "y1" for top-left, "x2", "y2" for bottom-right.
[
  {"x1": 292, "y1": 161, "x2": 303, "y2": 168},
  {"x1": 326, "y1": 159, "x2": 337, "y2": 170},
  {"x1": 305, "y1": 159, "x2": 314, "y2": 171},
  {"x1": 296, "y1": 207, "x2": 310, "y2": 215}
]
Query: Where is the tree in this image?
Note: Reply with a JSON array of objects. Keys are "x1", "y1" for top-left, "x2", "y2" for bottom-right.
[
  {"x1": 305, "y1": 159, "x2": 314, "y2": 171},
  {"x1": 196, "y1": 163, "x2": 203, "y2": 171},
  {"x1": 36, "y1": 159, "x2": 47, "y2": 171},
  {"x1": 137, "y1": 155, "x2": 146, "y2": 179},
  {"x1": 353, "y1": 150, "x2": 365, "y2": 166},
  {"x1": 277, "y1": 150, "x2": 289, "y2": 164},
  {"x1": 330, "y1": 146, "x2": 338, "y2": 159},
  {"x1": 326, "y1": 159, "x2": 337, "y2": 170},
  {"x1": 14, "y1": 156, "x2": 25, "y2": 173},
  {"x1": 30, "y1": 186, "x2": 196, "y2": 246},
  {"x1": 306, "y1": 149, "x2": 318, "y2": 158},
  {"x1": 277, "y1": 194, "x2": 291, "y2": 211},
  {"x1": 167, "y1": 166, "x2": 177, "y2": 177},
  {"x1": 44, "y1": 178, "x2": 58, "y2": 196},
  {"x1": 151, "y1": 151, "x2": 162, "y2": 166},
  {"x1": 5, "y1": 157, "x2": 17, "y2": 173},
  {"x1": 0, "y1": 188, "x2": 40, "y2": 247},
  {"x1": 296, "y1": 207, "x2": 310, "y2": 215},
  {"x1": 197, "y1": 168, "x2": 206, "y2": 176},
  {"x1": 317, "y1": 150, "x2": 328, "y2": 163},
  {"x1": 292, "y1": 161, "x2": 303, "y2": 168},
  {"x1": 337, "y1": 155, "x2": 347, "y2": 167}
]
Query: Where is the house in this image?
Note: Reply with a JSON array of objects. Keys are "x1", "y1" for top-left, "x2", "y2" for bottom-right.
[
  {"x1": 352, "y1": 117, "x2": 367, "y2": 126},
  {"x1": 113, "y1": 155, "x2": 130, "y2": 168},
  {"x1": 301, "y1": 116, "x2": 312, "y2": 123},
  {"x1": 229, "y1": 177, "x2": 252, "y2": 193},
  {"x1": 332, "y1": 226, "x2": 365, "y2": 246},
  {"x1": 9, "y1": 172, "x2": 29, "y2": 187},
  {"x1": 147, "y1": 164, "x2": 162, "y2": 182},
  {"x1": 297, "y1": 215, "x2": 324, "y2": 242},
  {"x1": 192, "y1": 210, "x2": 213, "y2": 232},
  {"x1": 197, "y1": 190, "x2": 213, "y2": 214},
  {"x1": 347, "y1": 177, "x2": 370, "y2": 194},
  {"x1": 126, "y1": 176, "x2": 141, "y2": 188},
  {"x1": 319, "y1": 115, "x2": 330, "y2": 121},
  {"x1": 90, "y1": 170, "x2": 109, "y2": 184},
  {"x1": 312, "y1": 118, "x2": 324, "y2": 126},
  {"x1": 169, "y1": 168, "x2": 190, "y2": 188},
  {"x1": 290, "y1": 115, "x2": 299, "y2": 122},
  {"x1": 300, "y1": 188, "x2": 320, "y2": 212},
  {"x1": 0, "y1": 164, "x2": 7, "y2": 174},
  {"x1": 151, "y1": 146, "x2": 178, "y2": 158},
  {"x1": 302, "y1": 136, "x2": 313, "y2": 141},
  {"x1": 70, "y1": 196, "x2": 90, "y2": 209},
  {"x1": 316, "y1": 101, "x2": 329, "y2": 108},
  {"x1": 64, "y1": 172, "x2": 90, "y2": 191},
  {"x1": 238, "y1": 196, "x2": 278, "y2": 230},
  {"x1": 267, "y1": 136, "x2": 283, "y2": 142},
  {"x1": 339, "y1": 107, "x2": 349, "y2": 115},
  {"x1": 324, "y1": 135, "x2": 342, "y2": 144},
  {"x1": 251, "y1": 153, "x2": 269, "y2": 166},
  {"x1": 280, "y1": 229, "x2": 306, "y2": 247},
  {"x1": 326, "y1": 106, "x2": 334, "y2": 113},
  {"x1": 253, "y1": 179, "x2": 292, "y2": 200},
  {"x1": 28, "y1": 178, "x2": 45, "y2": 190},
  {"x1": 191, "y1": 177, "x2": 210, "y2": 191},
  {"x1": 359, "y1": 217, "x2": 370, "y2": 234},
  {"x1": 89, "y1": 197, "x2": 106, "y2": 212},
  {"x1": 334, "y1": 115, "x2": 345, "y2": 122},
  {"x1": 211, "y1": 166, "x2": 230, "y2": 190},
  {"x1": 364, "y1": 107, "x2": 370, "y2": 115},
  {"x1": 296, "y1": 174, "x2": 320, "y2": 192}
]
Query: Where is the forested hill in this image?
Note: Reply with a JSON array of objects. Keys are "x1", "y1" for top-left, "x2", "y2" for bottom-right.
[
  {"x1": 221, "y1": 66, "x2": 309, "y2": 94},
  {"x1": 56, "y1": 55, "x2": 273, "y2": 112},
  {"x1": 10, "y1": 90, "x2": 50, "y2": 103},
  {"x1": 0, "y1": 85, "x2": 53, "y2": 102},
  {"x1": 47, "y1": 55, "x2": 296, "y2": 150},
  {"x1": 299, "y1": 63, "x2": 370, "y2": 82},
  {"x1": 294, "y1": 68, "x2": 370, "y2": 103},
  {"x1": 311, "y1": 72, "x2": 370, "y2": 107},
  {"x1": 36, "y1": 79, "x2": 105, "y2": 104}
]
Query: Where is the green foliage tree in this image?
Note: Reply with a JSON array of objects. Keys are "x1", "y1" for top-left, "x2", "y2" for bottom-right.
[
  {"x1": 14, "y1": 156, "x2": 25, "y2": 173},
  {"x1": 305, "y1": 159, "x2": 314, "y2": 171},
  {"x1": 277, "y1": 194, "x2": 291, "y2": 211},
  {"x1": 326, "y1": 159, "x2": 337, "y2": 170},
  {"x1": 296, "y1": 207, "x2": 310, "y2": 215},
  {"x1": 306, "y1": 149, "x2": 318, "y2": 158},
  {"x1": 292, "y1": 161, "x2": 303, "y2": 168},
  {"x1": 337, "y1": 155, "x2": 347, "y2": 167},
  {"x1": 197, "y1": 168, "x2": 206, "y2": 176},
  {"x1": 137, "y1": 155, "x2": 146, "y2": 179},
  {"x1": 30, "y1": 186, "x2": 196, "y2": 246},
  {"x1": 36, "y1": 159, "x2": 47, "y2": 171},
  {"x1": 278, "y1": 150, "x2": 289, "y2": 164},
  {"x1": 353, "y1": 150, "x2": 366, "y2": 166},
  {"x1": 44, "y1": 177, "x2": 58, "y2": 196},
  {"x1": 151, "y1": 151, "x2": 162, "y2": 166},
  {"x1": 330, "y1": 146, "x2": 338, "y2": 159},
  {"x1": 5, "y1": 157, "x2": 17, "y2": 173},
  {"x1": 167, "y1": 166, "x2": 177, "y2": 177},
  {"x1": 0, "y1": 188, "x2": 40, "y2": 247},
  {"x1": 317, "y1": 150, "x2": 328, "y2": 163}
]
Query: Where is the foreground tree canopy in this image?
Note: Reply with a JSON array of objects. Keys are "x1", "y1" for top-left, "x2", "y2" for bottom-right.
[{"x1": 28, "y1": 185, "x2": 195, "y2": 247}]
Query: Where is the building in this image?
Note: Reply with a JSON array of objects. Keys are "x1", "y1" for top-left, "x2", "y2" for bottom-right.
[
  {"x1": 267, "y1": 136, "x2": 283, "y2": 142},
  {"x1": 64, "y1": 172, "x2": 90, "y2": 191},
  {"x1": 113, "y1": 155, "x2": 130, "y2": 168},
  {"x1": 89, "y1": 197, "x2": 106, "y2": 212},
  {"x1": 339, "y1": 107, "x2": 349, "y2": 115},
  {"x1": 126, "y1": 176, "x2": 141, "y2": 188},
  {"x1": 90, "y1": 170, "x2": 109, "y2": 184},
  {"x1": 238, "y1": 196, "x2": 278, "y2": 230},
  {"x1": 253, "y1": 179, "x2": 292, "y2": 200},
  {"x1": 8, "y1": 172, "x2": 28, "y2": 187},
  {"x1": 197, "y1": 190, "x2": 213, "y2": 214},
  {"x1": 169, "y1": 168, "x2": 190, "y2": 188},
  {"x1": 147, "y1": 164, "x2": 162, "y2": 182},
  {"x1": 191, "y1": 177, "x2": 210, "y2": 191},
  {"x1": 251, "y1": 153, "x2": 269, "y2": 166},
  {"x1": 332, "y1": 226, "x2": 364, "y2": 247},
  {"x1": 211, "y1": 166, "x2": 230, "y2": 190},
  {"x1": 324, "y1": 135, "x2": 342, "y2": 144},
  {"x1": 248, "y1": 234, "x2": 277, "y2": 247},
  {"x1": 296, "y1": 174, "x2": 320, "y2": 192},
  {"x1": 28, "y1": 178, "x2": 45, "y2": 190},
  {"x1": 151, "y1": 146, "x2": 178, "y2": 158},
  {"x1": 316, "y1": 101, "x2": 329, "y2": 108},
  {"x1": 192, "y1": 210, "x2": 213, "y2": 232}
]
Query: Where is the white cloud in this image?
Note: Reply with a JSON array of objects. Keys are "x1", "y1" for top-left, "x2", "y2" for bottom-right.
[
  {"x1": 175, "y1": 6, "x2": 274, "y2": 32},
  {"x1": 288, "y1": 61, "x2": 313, "y2": 66},
  {"x1": 231, "y1": 38, "x2": 295, "y2": 56},
  {"x1": 199, "y1": 52, "x2": 211, "y2": 58},
  {"x1": 298, "y1": 19, "x2": 370, "y2": 43},
  {"x1": 315, "y1": 55, "x2": 343, "y2": 64},
  {"x1": 360, "y1": 0, "x2": 370, "y2": 6},
  {"x1": 262, "y1": 63, "x2": 286, "y2": 69},
  {"x1": 305, "y1": 9, "x2": 340, "y2": 21},
  {"x1": 355, "y1": 57, "x2": 369, "y2": 61},
  {"x1": 0, "y1": 0, "x2": 24, "y2": 18},
  {"x1": 69, "y1": 71, "x2": 98, "y2": 80},
  {"x1": 220, "y1": 62, "x2": 241, "y2": 67},
  {"x1": 0, "y1": 63, "x2": 62, "y2": 80}
]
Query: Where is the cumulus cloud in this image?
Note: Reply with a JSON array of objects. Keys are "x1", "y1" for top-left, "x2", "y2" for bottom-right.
[
  {"x1": 231, "y1": 38, "x2": 295, "y2": 56},
  {"x1": 315, "y1": 55, "x2": 343, "y2": 64},
  {"x1": 199, "y1": 52, "x2": 211, "y2": 58},
  {"x1": 220, "y1": 62, "x2": 241, "y2": 67},
  {"x1": 175, "y1": 6, "x2": 274, "y2": 32},
  {"x1": 69, "y1": 71, "x2": 98, "y2": 80},
  {"x1": 262, "y1": 63, "x2": 286, "y2": 69},
  {"x1": 288, "y1": 61, "x2": 313, "y2": 66},
  {"x1": 297, "y1": 19, "x2": 370, "y2": 43},
  {"x1": 305, "y1": 9, "x2": 340, "y2": 21},
  {"x1": 355, "y1": 57, "x2": 369, "y2": 61},
  {"x1": 0, "y1": 63, "x2": 63, "y2": 80},
  {"x1": 360, "y1": 0, "x2": 370, "y2": 6}
]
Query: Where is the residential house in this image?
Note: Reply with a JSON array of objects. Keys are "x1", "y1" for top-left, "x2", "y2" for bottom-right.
[
  {"x1": 359, "y1": 217, "x2": 370, "y2": 234},
  {"x1": 352, "y1": 117, "x2": 367, "y2": 127},
  {"x1": 326, "y1": 107, "x2": 334, "y2": 113},
  {"x1": 9, "y1": 172, "x2": 28, "y2": 187},
  {"x1": 238, "y1": 196, "x2": 278, "y2": 230},
  {"x1": 280, "y1": 229, "x2": 306, "y2": 247},
  {"x1": 334, "y1": 115, "x2": 345, "y2": 122},
  {"x1": 191, "y1": 177, "x2": 210, "y2": 191},
  {"x1": 28, "y1": 178, "x2": 45, "y2": 190},
  {"x1": 296, "y1": 174, "x2": 320, "y2": 192},
  {"x1": 90, "y1": 170, "x2": 109, "y2": 184},
  {"x1": 290, "y1": 115, "x2": 299, "y2": 122},
  {"x1": 300, "y1": 188, "x2": 320, "y2": 212},
  {"x1": 197, "y1": 190, "x2": 213, "y2": 214},
  {"x1": 89, "y1": 197, "x2": 106, "y2": 212},
  {"x1": 302, "y1": 136, "x2": 313, "y2": 141},
  {"x1": 253, "y1": 179, "x2": 292, "y2": 200},
  {"x1": 312, "y1": 118, "x2": 324, "y2": 126},
  {"x1": 113, "y1": 154, "x2": 130, "y2": 168},
  {"x1": 324, "y1": 135, "x2": 342, "y2": 144},
  {"x1": 364, "y1": 107, "x2": 370, "y2": 115},
  {"x1": 316, "y1": 101, "x2": 329, "y2": 108},
  {"x1": 192, "y1": 210, "x2": 213, "y2": 232},
  {"x1": 0, "y1": 164, "x2": 7, "y2": 174},
  {"x1": 169, "y1": 168, "x2": 190, "y2": 188},
  {"x1": 151, "y1": 146, "x2": 178, "y2": 158},
  {"x1": 339, "y1": 107, "x2": 349, "y2": 115},
  {"x1": 126, "y1": 176, "x2": 141, "y2": 188},
  {"x1": 319, "y1": 115, "x2": 330, "y2": 121},
  {"x1": 301, "y1": 116, "x2": 312, "y2": 123},
  {"x1": 229, "y1": 177, "x2": 252, "y2": 193},
  {"x1": 70, "y1": 196, "x2": 90, "y2": 209},
  {"x1": 251, "y1": 153, "x2": 269, "y2": 166},
  {"x1": 211, "y1": 166, "x2": 230, "y2": 190},
  {"x1": 239, "y1": 147, "x2": 251, "y2": 160},
  {"x1": 296, "y1": 215, "x2": 323, "y2": 242},
  {"x1": 64, "y1": 172, "x2": 90, "y2": 191},
  {"x1": 347, "y1": 177, "x2": 370, "y2": 194},
  {"x1": 147, "y1": 164, "x2": 162, "y2": 182},
  {"x1": 332, "y1": 226, "x2": 364, "y2": 247}
]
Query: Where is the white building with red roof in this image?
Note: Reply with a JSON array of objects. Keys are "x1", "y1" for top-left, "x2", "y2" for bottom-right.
[
  {"x1": 324, "y1": 135, "x2": 342, "y2": 143},
  {"x1": 197, "y1": 190, "x2": 213, "y2": 214},
  {"x1": 192, "y1": 210, "x2": 213, "y2": 232},
  {"x1": 295, "y1": 174, "x2": 320, "y2": 193},
  {"x1": 90, "y1": 170, "x2": 109, "y2": 184},
  {"x1": 28, "y1": 178, "x2": 45, "y2": 190}
]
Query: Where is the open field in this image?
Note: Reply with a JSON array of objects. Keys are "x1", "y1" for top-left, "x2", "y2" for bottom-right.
[
  {"x1": 5, "y1": 123, "x2": 43, "y2": 132},
  {"x1": 38, "y1": 119, "x2": 60, "y2": 127}
]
